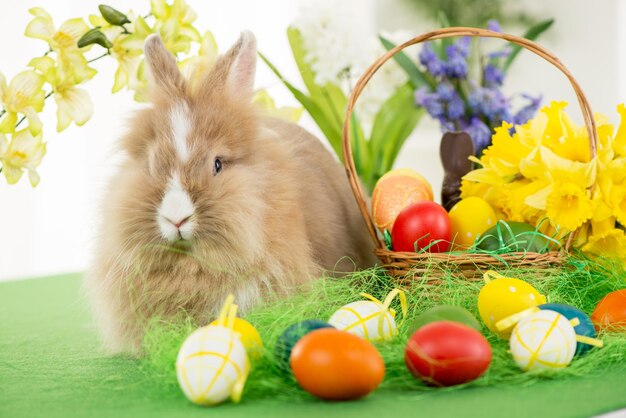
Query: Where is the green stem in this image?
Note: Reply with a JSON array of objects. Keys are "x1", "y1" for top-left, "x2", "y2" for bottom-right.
[
  {"x1": 88, "y1": 52, "x2": 110, "y2": 63},
  {"x1": 13, "y1": 91, "x2": 54, "y2": 130},
  {"x1": 15, "y1": 116, "x2": 26, "y2": 129}
]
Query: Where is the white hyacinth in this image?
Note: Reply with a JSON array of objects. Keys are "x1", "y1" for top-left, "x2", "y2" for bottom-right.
[{"x1": 293, "y1": 1, "x2": 415, "y2": 133}]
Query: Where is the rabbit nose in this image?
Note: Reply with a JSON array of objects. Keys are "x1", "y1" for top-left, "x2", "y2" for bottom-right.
[{"x1": 166, "y1": 215, "x2": 191, "y2": 229}]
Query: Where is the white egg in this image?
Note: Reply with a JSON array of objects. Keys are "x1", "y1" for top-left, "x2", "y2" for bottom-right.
[
  {"x1": 328, "y1": 300, "x2": 397, "y2": 342},
  {"x1": 176, "y1": 325, "x2": 249, "y2": 405},
  {"x1": 509, "y1": 310, "x2": 576, "y2": 371}
]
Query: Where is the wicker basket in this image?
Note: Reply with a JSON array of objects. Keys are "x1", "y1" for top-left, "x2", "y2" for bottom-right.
[{"x1": 341, "y1": 27, "x2": 599, "y2": 281}]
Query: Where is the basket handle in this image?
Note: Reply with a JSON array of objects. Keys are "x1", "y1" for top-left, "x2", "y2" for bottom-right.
[{"x1": 341, "y1": 27, "x2": 598, "y2": 252}]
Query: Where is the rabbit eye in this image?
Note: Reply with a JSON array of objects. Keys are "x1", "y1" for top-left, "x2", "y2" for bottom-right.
[{"x1": 213, "y1": 158, "x2": 222, "y2": 175}]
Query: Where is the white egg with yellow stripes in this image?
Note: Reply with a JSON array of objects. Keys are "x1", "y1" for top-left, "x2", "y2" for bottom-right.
[
  {"x1": 176, "y1": 325, "x2": 250, "y2": 405},
  {"x1": 509, "y1": 310, "x2": 576, "y2": 371},
  {"x1": 328, "y1": 289, "x2": 407, "y2": 342},
  {"x1": 176, "y1": 294, "x2": 251, "y2": 406}
]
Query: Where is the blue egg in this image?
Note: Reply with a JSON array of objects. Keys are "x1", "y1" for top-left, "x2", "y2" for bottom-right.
[
  {"x1": 274, "y1": 319, "x2": 334, "y2": 373},
  {"x1": 539, "y1": 303, "x2": 596, "y2": 355}
]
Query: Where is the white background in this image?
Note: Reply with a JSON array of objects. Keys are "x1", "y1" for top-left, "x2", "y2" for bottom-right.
[{"x1": 1, "y1": 0, "x2": 625, "y2": 281}]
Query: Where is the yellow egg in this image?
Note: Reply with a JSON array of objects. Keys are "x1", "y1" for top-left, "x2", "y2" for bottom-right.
[
  {"x1": 210, "y1": 317, "x2": 263, "y2": 359},
  {"x1": 448, "y1": 197, "x2": 497, "y2": 248},
  {"x1": 478, "y1": 272, "x2": 546, "y2": 339}
]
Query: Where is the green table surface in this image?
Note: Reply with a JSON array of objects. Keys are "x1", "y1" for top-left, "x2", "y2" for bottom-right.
[{"x1": 1, "y1": 273, "x2": 625, "y2": 418}]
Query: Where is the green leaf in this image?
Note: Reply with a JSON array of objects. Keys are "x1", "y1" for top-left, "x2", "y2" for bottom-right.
[
  {"x1": 286, "y1": 27, "x2": 322, "y2": 100},
  {"x1": 503, "y1": 19, "x2": 554, "y2": 73},
  {"x1": 367, "y1": 83, "x2": 423, "y2": 188},
  {"x1": 287, "y1": 27, "x2": 346, "y2": 129},
  {"x1": 379, "y1": 96, "x2": 424, "y2": 179},
  {"x1": 259, "y1": 52, "x2": 343, "y2": 158},
  {"x1": 379, "y1": 35, "x2": 432, "y2": 89},
  {"x1": 436, "y1": 11, "x2": 453, "y2": 56},
  {"x1": 350, "y1": 111, "x2": 370, "y2": 179}
]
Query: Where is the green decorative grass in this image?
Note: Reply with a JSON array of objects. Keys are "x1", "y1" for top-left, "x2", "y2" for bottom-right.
[{"x1": 141, "y1": 256, "x2": 626, "y2": 400}]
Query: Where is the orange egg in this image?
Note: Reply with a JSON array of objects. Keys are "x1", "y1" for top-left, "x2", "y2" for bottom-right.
[
  {"x1": 290, "y1": 328, "x2": 385, "y2": 400},
  {"x1": 372, "y1": 169, "x2": 433, "y2": 232},
  {"x1": 591, "y1": 289, "x2": 626, "y2": 331}
]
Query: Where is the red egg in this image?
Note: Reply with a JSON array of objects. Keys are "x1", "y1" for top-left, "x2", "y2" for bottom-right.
[
  {"x1": 405, "y1": 321, "x2": 492, "y2": 387},
  {"x1": 290, "y1": 328, "x2": 385, "y2": 400},
  {"x1": 391, "y1": 201, "x2": 451, "y2": 252},
  {"x1": 591, "y1": 289, "x2": 626, "y2": 331}
]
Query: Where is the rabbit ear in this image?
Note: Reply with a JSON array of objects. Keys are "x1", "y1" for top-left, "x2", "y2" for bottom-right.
[
  {"x1": 226, "y1": 31, "x2": 257, "y2": 96},
  {"x1": 144, "y1": 34, "x2": 185, "y2": 95}
]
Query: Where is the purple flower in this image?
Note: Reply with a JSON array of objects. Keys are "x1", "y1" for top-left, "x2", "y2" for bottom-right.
[
  {"x1": 447, "y1": 94, "x2": 465, "y2": 120},
  {"x1": 435, "y1": 82, "x2": 455, "y2": 101},
  {"x1": 415, "y1": 88, "x2": 445, "y2": 119},
  {"x1": 514, "y1": 94, "x2": 543, "y2": 125},
  {"x1": 465, "y1": 117, "x2": 492, "y2": 154},
  {"x1": 484, "y1": 64, "x2": 504, "y2": 87},
  {"x1": 445, "y1": 44, "x2": 468, "y2": 78},
  {"x1": 439, "y1": 118, "x2": 456, "y2": 132},
  {"x1": 487, "y1": 47, "x2": 512, "y2": 59},
  {"x1": 455, "y1": 37, "x2": 471, "y2": 57},
  {"x1": 419, "y1": 43, "x2": 446, "y2": 77},
  {"x1": 487, "y1": 20, "x2": 502, "y2": 33}
]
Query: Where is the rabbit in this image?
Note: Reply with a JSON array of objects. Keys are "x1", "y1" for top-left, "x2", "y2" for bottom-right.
[{"x1": 84, "y1": 32, "x2": 378, "y2": 355}]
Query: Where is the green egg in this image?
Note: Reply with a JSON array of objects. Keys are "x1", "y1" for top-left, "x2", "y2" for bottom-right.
[
  {"x1": 476, "y1": 221, "x2": 551, "y2": 253},
  {"x1": 409, "y1": 305, "x2": 481, "y2": 334}
]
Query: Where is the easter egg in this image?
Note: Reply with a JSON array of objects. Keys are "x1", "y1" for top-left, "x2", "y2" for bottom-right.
[
  {"x1": 274, "y1": 320, "x2": 334, "y2": 372},
  {"x1": 540, "y1": 303, "x2": 596, "y2": 355},
  {"x1": 591, "y1": 289, "x2": 626, "y2": 331},
  {"x1": 329, "y1": 300, "x2": 396, "y2": 342},
  {"x1": 290, "y1": 328, "x2": 385, "y2": 400},
  {"x1": 448, "y1": 197, "x2": 497, "y2": 248},
  {"x1": 391, "y1": 201, "x2": 451, "y2": 253},
  {"x1": 510, "y1": 310, "x2": 576, "y2": 371},
  {"x1": 209, "y1": 317, "x2": 263, "y2": 359},
  {"x1": 477, "y1": 221, "x2": 551, "y2": 253},
  {"x1": 176, "y1": 325, "x2": 249, "y2": 405},
  {"x1": 478, "y1": 272, "x2": 546, "y2": 338},
  {"x1": 405, "y1": 321, "x2": 492, "y2": 386},
  {"x1": 372, "y1": 169, "x2": 434, "y2": 232},
  {"x1": 409, "y1": 305, "x2": 481, "y2": 334}
]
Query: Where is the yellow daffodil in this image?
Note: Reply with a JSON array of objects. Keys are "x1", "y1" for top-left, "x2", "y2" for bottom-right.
[
  {"x1": 29, "y1": 57, "x2": 93, "y2": 132},
  {"x1": 506, "y1": 180, "x2": 546, "y2": 223},
  {"x1": 582, "y1": 228, "x2": 626, "y2": 268},
  {"x1": 0, "y1": 129, "x2": 46, "y2": 186},
  {"x1": 252, "y1": 90, "x2": 303, "y2": 123},
  {"x1": 179, "y1": 31, "x2": 218, "y2": 91},
  {"x1": 544, "y1": 181, "x2": 595, "y2": 231},
  {"x1": 25, "y1": 7, "x2": 96, "y2": 85},
  {"x1": 480, "y1": 122, "x2": 535, "y2": 179},
  {"x1": 128, "y1": 60, "x2": 151, "y2": 103},
  {"x1": 0, "y1": 71, "x2": 45, "y2": 134},
  {"x1": 151, "y1": 0, "x2": 201, "y2": 54},
  {"x1": 612, "y1": 104, "x2": 626, "y2": 157},
  {"x1": 607, "y1": 184, "x2": 626, "y2": 226},
  {"x1": 526, "y1": 146, "x2": 596, "y2": 187},
  {"x1": 109, "y1": 15, "x2": 152, "y2": 94},
  {"x1": 540, "y1": 101, "x2": 592, "y2": 162}
]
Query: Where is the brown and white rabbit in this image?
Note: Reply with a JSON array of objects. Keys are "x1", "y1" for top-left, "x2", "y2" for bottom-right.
[{"x1": 84, "y1": 32, "x2": 377, "y2": 354}]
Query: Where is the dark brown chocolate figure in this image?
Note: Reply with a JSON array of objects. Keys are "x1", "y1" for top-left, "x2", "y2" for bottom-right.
[{"x1": 440, "y1": 132, "x2": 475, "y2": 211}]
